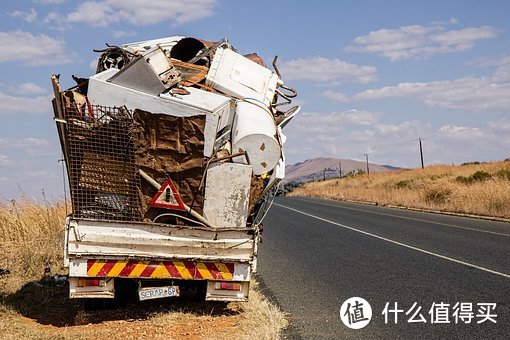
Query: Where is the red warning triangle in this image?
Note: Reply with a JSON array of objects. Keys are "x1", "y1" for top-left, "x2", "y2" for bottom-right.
[{"x1": 148, "y1": 179, "x2": 186, "y2": 210}]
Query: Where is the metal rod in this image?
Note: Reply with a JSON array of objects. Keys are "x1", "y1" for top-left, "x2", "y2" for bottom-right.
[
  {"x1": 209, "y1": 151, "x2": 247, "y2": 164},
  {"x1": 188, "y1": 38, "x2": 227, "y2": 64}
]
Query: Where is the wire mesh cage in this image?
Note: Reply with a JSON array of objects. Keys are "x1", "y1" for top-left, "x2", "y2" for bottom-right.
[{"x1": 64, "y1": 104, "x2": 142, "y2": 221}]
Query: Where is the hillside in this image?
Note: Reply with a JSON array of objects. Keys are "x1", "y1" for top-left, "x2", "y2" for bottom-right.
[
  {"x1": 284, "y1": 157, "x2": 393, "y2": 183},
  {"x1": 289, "y1": 161, "x2": 510, "y2": 219}
]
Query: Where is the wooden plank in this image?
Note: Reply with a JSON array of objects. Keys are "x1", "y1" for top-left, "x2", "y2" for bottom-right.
[{"x1": 170, "y1": 59, "x2": 209, "y2": 86}]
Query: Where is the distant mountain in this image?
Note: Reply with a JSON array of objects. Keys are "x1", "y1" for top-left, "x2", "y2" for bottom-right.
[
  {"x1": 283, "y1": 157, "x2": 398, "y2": 183},
  {"x1": 381, "y1": 165, "x2": 403, "y2": 171}
]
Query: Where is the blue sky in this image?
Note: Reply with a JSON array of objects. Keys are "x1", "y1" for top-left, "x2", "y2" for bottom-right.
[{"x1": 1, "y1": 0, "x2": 510, "y2": 200}]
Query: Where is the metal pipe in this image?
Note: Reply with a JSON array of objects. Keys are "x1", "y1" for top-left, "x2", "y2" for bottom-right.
[{"x1": 209, "y1": 151, "x2": 247, "y2": 164}]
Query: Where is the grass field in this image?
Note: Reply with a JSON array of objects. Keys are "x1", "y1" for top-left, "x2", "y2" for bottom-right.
[
  {"x1": 0, "y1": 199, "x2": 287, "y2": 339},
  {"x1": 290, "y1": 161, "x2": 510, "y2": 219}
]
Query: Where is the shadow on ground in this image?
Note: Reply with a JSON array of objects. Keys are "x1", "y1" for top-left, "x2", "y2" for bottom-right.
[{"x1": 0, "y1": 277, "x2": 236, "y2": 327}]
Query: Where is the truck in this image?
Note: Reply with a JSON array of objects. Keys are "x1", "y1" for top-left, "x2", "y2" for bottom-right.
[{"x1": 51, "y1": 36, "x2": 299, "y2": 302}]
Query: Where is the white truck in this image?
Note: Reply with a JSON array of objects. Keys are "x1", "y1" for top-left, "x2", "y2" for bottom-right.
[{"x1": 51, "y1": 36, "x2": 298, "y2": 302}]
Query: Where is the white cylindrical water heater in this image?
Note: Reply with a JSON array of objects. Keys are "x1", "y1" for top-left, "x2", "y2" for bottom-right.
[{"x1": 231, "y1": 100, "x2": 281, "y2": 175}]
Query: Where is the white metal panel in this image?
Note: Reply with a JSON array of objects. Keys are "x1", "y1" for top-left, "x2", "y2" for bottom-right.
[
  {"x1": 66, "y1": 219, "x2": 255, "y2": 261},
  {"x1": 108, "y1": 47, "x2": 176, "y2": 95},
  {"x1": 206, "y1": 48, "x2": 279, "y2": 105},
  {"x1": 274, "y1": 157, "x2": 286, "y2": 179},
  {"x1": 70, "y1": 259, "x2": 88, "y2": 277},
  {"x1": 88, "y1": 68, "x2": 233, "y2": 156},
  {"x1": 144, "y1": 47, "x2": 172, "y2": 74},
  {"x1": 203, "y1": 163, "x2": 252, "y2": 228},
  {"x1": 233, "y1": 262, "x2": 251, "y2": 281},
  {"x1": 121, "y1": 36, "x2": 184, "y2": 53}
]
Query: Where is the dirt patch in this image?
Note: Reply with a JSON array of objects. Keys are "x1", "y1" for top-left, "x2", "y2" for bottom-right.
[{"x1": 0, "y1": 277, "x2": 286, "y2": 339}]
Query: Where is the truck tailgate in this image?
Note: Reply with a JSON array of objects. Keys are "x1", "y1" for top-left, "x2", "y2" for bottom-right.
[{"x1": 65, "y1": 218, "x2": 255, "y2": 262}]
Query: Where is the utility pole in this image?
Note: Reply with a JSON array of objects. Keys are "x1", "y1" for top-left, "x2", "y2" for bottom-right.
[
  {"x1": 364, "y1": 153, "x2": 370, "y2": 176},
  {"x1": 418, "y1": 138, "x2": 424, "y2": 169},
  {"x1": 338, "y1": 162, "x2": 342, "y2": 178}
]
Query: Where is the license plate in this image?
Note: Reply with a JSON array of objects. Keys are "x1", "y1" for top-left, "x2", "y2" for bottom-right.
[{"x1": 138, "y1": 286, "x2": 180, "y2": 301}]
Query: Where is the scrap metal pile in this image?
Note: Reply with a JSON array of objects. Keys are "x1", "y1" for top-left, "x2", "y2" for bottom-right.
[{"x1": 51, "y1": 36, "x2": 299, "y2": 229}]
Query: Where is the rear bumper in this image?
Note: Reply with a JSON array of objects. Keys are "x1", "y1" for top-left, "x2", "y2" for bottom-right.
[
  {"x1": 69, "y1": 258, "x2": 250, "y2": 281},
  {"x1": 68, "y1": 258, "x2": 251, "y2": 301}
]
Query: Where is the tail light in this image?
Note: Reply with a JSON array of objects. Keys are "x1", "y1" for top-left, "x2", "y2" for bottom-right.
[
  {"x1": 77, "y1": 278, "x2": 106, "y2": 287},
  {"x1": 215, "y1": 282, "x2": 241, "y2": 291}
]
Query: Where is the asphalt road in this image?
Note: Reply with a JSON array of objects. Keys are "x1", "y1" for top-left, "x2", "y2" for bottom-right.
[{"x1": 257, "y1": 196, "x2": 510, "y2": 339}]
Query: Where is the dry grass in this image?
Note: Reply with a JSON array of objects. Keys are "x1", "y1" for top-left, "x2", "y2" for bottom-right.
[
  {"x1": 290, "y1": 161, "x2": 510, "y2": 219},
  {"x1": 0, "y1": 198, "x2": 68, "y2": 293},
  {"x1": 0, "y1": 200, "x2": 288, "y2": 339},
  {"x1": 147, "y1": 281, "x2": 288, "y2": 340}
]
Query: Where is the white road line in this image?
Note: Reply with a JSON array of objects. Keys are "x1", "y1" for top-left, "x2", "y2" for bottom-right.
[
  {"x1": 275, "y1": 203, "x2": 510, "y2": 279},
  {"x1": 295, "y1": 198, "x2": 510, "y2": 237}
]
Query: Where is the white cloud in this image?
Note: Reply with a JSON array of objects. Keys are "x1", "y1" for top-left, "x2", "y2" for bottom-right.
[
  {"x1": 352, "y1": 54, "x2": 510, "y2": 111},
  {"x1": 23, "y1": 170, "x2": 59, "y2": 179},
  {"x1": 0, "y1": 155, "x2": 15, "y2": 166},
  {"x1": 8, "y1": 82, "x2": 47, "y2": 95},
  {"x1": 0, "y1": 90, "x2": 52, "y2": 115},
  {"x1": 438, "y1": 125, "x2": 484, "y2": 140},
  {"x1": 34, "y1": 0, "x2": 66, "y2": 4},
  {"x1": 89, "y1": 57, "x2": 99, "y2": 71},
  {"x1": 323, "y1": 90, "x2": 349, "y2": 103},
  {"x1": 338, "y1": 109, "x2": 382, "y2": 126},
  {"x1": 279, "y1": 57, "x2": 377, "y2": 84},
  {"x1": 375, "y1": 121, "x2": 426, "y2": 139},
  {"x1": 283, "y1": 107, "x2": 510, "y2": 167},
  {"x1": 0, "y1": 137, "x2": 61, "y2": 199},
  {"x1": 492, "y1": 54, "x2": 510, "y2": 82},
  {"x1": 0, "y1": 30, "x2": 71, "y2": 66},
  {"x1": 60, "y1": 0, "x2": 218, "y2": 27},
  {"x1": 42, "y1": 11, "x2": 67, "y2": 31},
  {"x1": 9, "y1": 8, "x2": 38, "y2": 23},
  {"x1": 487, "y1": 117, "x2": 510, "y2": 132},
  {"x1": 431, "y1": 26, "x2": 495, "y2": 46},
  {"x1": 283, "y1": 110, "x2": 382, "y2": 161},
  {"x1": 0, "y1": 138, "x2": 50, "y2": 149},
  {"x1": 431, "y1": 17, "x2": 459, "y2": 26},
  {"x1": 0, "y1": 138, "x2": 57, "y2": 157},
  {"x1": 353, "y1": 77, "x2": 510, "y2": 111},
  {"x1": 297, "y1": 110, "x2": 381, "y2": 131},
  {"x1": 430, "y1": 120, "x2": 510, "y2": 163},
  {"x1": 284, "y1": 110, "x2": 420, "y2": 165},
  {"x1": 346, "y1": 22, "x2": 497, "y2": 61},
  {"x1": 112, "y1": 30, "x2": 137, "y2": 39}
]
